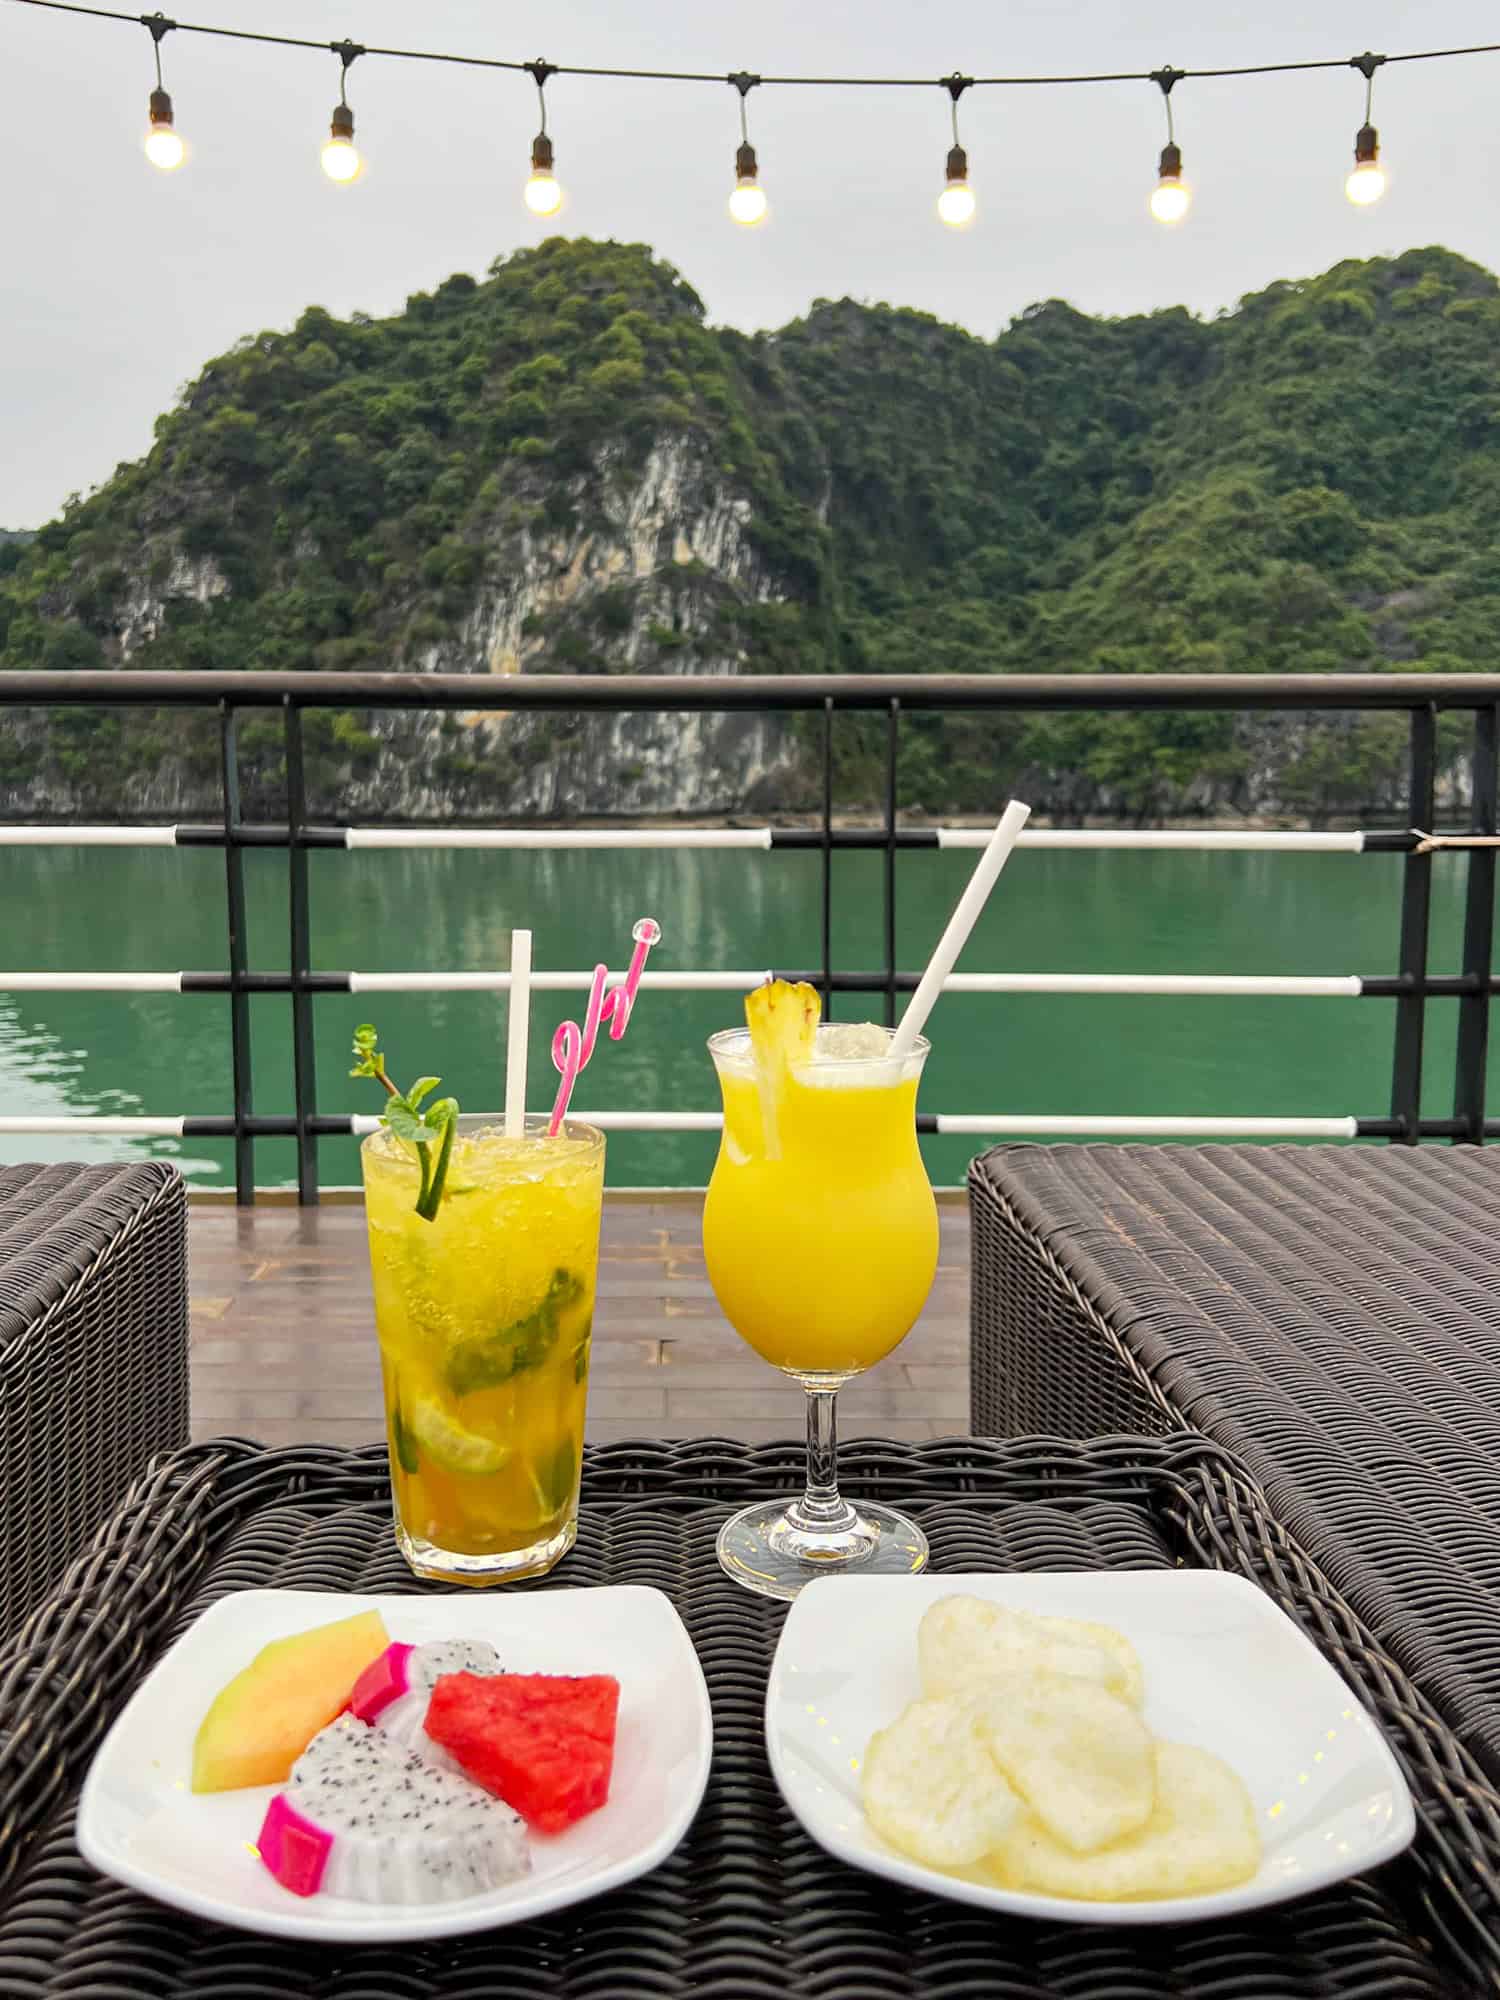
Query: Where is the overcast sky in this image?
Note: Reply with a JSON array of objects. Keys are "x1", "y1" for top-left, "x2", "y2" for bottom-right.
[{"x1": 4, "y1": 0, "x2": 1496, "y2": 527}]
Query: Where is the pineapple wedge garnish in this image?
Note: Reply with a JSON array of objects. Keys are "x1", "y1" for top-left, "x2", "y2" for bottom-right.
[
  {"x1": 745, "y1": 979, "x2": 820, "y2": 1158},
  {"x1": 746, "y1": 978, "x2": 820, "y2": 1073}
]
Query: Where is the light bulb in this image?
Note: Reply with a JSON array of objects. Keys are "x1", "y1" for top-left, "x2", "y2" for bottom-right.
[
  {"x1": 937, "y1": 180, "x2": 976, "y2": 228},
  {"x1": 321, "y1": 103, "x2": 362, "y2": 184},
  {"x1": 937, "y1": 139, "x2": 975, "y2": 228},
  {"x1": 729, "y1": 178, "x2": 767, "y2": 226},
  {"x1": 144, "y1": 124, "x2": 185, "y2": 170},
  {"x1": 1346, "y1": 160, "x2": 1386, "y2": 206},
  {"x1": 525, "y1": 130, "x2": 562, "y2": 218},
  {"x1": 321, "y1": 136, "x2": 362, "y2": 183},
  {"x1": 524, "y1": 171, "x2": 563, "y2": 217},
  {"x1": 1346, "y1": 123, "x2": 1385, "y2": 206},
  {"x1": 1149, "y1": 176, "x2": 1191, "y2": 224},
  {"x1": 144, "y1": 88, "x2": 183, "y2": 171}
]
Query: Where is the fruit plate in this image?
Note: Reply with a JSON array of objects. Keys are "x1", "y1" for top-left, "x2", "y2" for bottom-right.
[
  {"x1": 77, "y1": 1585, "x2": 712, "y2": 1942},
  {"x1": 765, "y1": 1570, "x2": 1415, "y2": 1926}
]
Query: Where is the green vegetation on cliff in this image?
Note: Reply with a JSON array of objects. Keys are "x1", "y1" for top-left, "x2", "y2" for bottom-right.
[{"x1": 4, "y1": 238, "x2": 1499, "y2": 814}]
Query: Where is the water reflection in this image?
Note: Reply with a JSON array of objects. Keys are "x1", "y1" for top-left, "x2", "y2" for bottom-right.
[
  {"x1": 0, "y1": 998, "x2": 221, "y2": 1176},
  {"x1": 0, "y1": 845, "x2": 1480, "y2": 1189}
]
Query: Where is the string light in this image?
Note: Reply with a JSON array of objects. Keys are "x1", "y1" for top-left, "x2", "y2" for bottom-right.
[
  {"x1": 1148, "y1": 66, "x2": 1189, "y2": 224},
  {"x1": 524, "y1": 59, "x2": 562, "y2": 218},
  {"x1": 5, "y1": 2, "x2": 1494, "y2": 221},
  {"x1": 937, "y1": 73, "x2": 974, "y2": 228},
  {"x1": 320, "y1": 39, "x2": 363, "y2": 183},
  {"x1": 1346, "y1": 50, "x2": 1387, "y2": 206},
  {"x1": 727, "y1": 72, "x2": 767, "y2": 225},
  {"x1": 141, "y1": 12, "x2": 183, "y2": 171}
]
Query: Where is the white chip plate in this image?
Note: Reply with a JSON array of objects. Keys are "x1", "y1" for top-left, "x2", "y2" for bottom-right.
[{"x1": 766, "y1": 1570, "x2": 1414, "y2": 1924}]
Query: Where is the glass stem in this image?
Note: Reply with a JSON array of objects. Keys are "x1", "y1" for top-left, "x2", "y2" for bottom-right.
[{"x1": 788, "y1": 1386, "x2": 859, "y2": 1535}]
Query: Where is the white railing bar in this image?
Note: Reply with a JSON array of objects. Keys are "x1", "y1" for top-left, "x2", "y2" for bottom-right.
[
  {"x1": 351, "y1": 827, "x2": 1367, "y2": 852},
  {"x1": 0, "y1": 1115, "x2": 187, "y2": 1135},
  {"x1": 0, "y1": 825, "x2": 179, "y2": 846},
  {"x1": 345, "y1": 828, "x2": 774, "y2": 850},
  {"x1": 348, "y1": 970, "x2": 774, "y2": 994},
  {"x1": 942, "y1": 974, "x2": 1363, "y2": 997},
  {"x1": 934, "y1": 1114, "x2": 1360, "y2": 1138},
  {"x1": 0, "y1": 825, "x2": 1415, "y2": 856},
  {"x1": 0, "y1": 972, "x2": 185, "y2": 992},
  {"x1": 565, "y1": 1111, "x2": 726, "y2": 1132},
  {"x1": 0, "y1": 1111, "x2": 1359, "y2": 1138},
  {"x1": 942, "y1": 829, "x2": 1367, "y2": 852},
  {"x1": 0, "y1": 825, "x2": 1380, "y2": 852},
  {"x1": 352, "y1": 1111, "x2": 724, "y2": 1135},
  {"x1": 0, "y1": 970, "x2": 1366, "y2": 997}
]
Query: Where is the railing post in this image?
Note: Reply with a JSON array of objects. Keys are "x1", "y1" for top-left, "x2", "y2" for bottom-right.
[
  {"x1": 884, "y1": 697, "x2": 899, "y2": 1028},
  {"x1": 219, "y1": 701, "x2": 254, "y2": 1203},
  {"x1": 1389, "y1": 703, "x2": 1436, "y2": 1144},
  {"x1": 283, "y1": 698, "x2": 319, "y2": 1202},
  {"x1": 1453, "y1": 702, "x2": 1497, "y2": 1144},
  {"x1": 821, "y1": 696, "x2": 834, "y2": 1020}
]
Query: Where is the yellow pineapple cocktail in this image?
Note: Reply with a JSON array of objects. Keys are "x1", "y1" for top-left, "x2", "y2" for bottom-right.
[
  {"x1": 705, "y1": 1038, "x2": 937, "y2": 1375},
  {"x1": 361, "y1": 1115, "x2": 604, "y2": 1585},
  {"x1": 703, "y1": 984, "x2": 938, "y2": 1600}
]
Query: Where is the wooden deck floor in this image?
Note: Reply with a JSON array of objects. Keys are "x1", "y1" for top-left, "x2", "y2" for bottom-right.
[{"x1": 187, "y1": 1195, "x2": 971, "y2": 1447}]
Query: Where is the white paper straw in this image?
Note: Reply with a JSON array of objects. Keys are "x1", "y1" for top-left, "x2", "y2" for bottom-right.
[
  {"x1": 504, "y1": 929, "x2": 532, "y2": 1138},
  {"x1": 890, "y1": 799, "x2": 1032, "y2": 1058}
]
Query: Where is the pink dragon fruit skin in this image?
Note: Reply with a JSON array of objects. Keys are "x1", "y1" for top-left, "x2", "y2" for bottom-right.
[
  {"x1": 347, "y1": 1642, "x2": 415, "y2": 1725},
  {"x1": 256, "y1": 1715, "x2": 530, "y2": 1905},
  {"x1": 257, "y1": 1793, "x2": 333, "y2": 1898},
  {"x1": 349, "y1": 1639, "x2": 504, "y2": 1772}
]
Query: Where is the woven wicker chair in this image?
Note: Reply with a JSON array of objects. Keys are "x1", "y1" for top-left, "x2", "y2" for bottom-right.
[
  {"x1": 968, "y1": 1140, "x2": 1500, "y2": 1783},
  {"x1": 0, "y1": 1162, "x2": 189, "y2": 1635}
]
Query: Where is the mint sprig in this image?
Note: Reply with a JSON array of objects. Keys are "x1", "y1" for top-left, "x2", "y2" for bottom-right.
[{"x1": 350, "y1": 1024, "x2": 459, "y2": 1222}]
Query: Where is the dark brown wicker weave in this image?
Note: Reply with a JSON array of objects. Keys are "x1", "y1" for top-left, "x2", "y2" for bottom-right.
[
  {"x1": 969, "y1": 1143, "x2": 1500, "y2": 1792},
  {"x1": 2, "y1": 1435, "x2": 1499, "y2": 1998},
  {"x1": 0, "y1": 1162, "x2": 189, "y2": 1636}
]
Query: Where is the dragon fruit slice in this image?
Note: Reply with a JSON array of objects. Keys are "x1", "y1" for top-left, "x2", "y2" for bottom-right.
[
  {"x1": 348, "y1": 1639, "x2": 503, "y2": 1772},
  {"x1": 256, "y1": 1714, "x2": 529, "y2": 1903}
]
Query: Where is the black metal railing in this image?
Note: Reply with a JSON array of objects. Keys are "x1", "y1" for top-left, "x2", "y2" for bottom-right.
[{"x1": 3, "y1": 668, "x2": 1498, "y2": 1202}]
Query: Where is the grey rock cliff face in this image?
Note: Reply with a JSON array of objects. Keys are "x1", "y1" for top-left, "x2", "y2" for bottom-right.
[
  {"x1": 376, "y1": 433, "x2": 803, "y2": 819},
  {"x1": 116, "y1": 551, "x2": 229, "y2": 660},
  {"x1": 5, "y1": 434, "x2": 810, "y2": 822}
]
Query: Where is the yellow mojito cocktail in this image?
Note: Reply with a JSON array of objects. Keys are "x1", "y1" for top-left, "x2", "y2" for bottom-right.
[
  {"x1": 703, "y1": 981, "x2": 939, "y2": 1598},
  {"x1": 361, "y1": 1113, "x2": 605, "y2": 1585}
]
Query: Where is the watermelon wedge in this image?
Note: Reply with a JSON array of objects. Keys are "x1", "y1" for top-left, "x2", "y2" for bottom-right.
[{"x1": 424, "y1": 1672, "x2": 620, "y2": 1834}]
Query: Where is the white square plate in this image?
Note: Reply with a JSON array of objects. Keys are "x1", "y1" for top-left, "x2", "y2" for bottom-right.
[
  {"x1": 77, "y1": 1585, "x2": 712, "y2": 1943},
  {"x1": 766, "y1": 1570, "x2": 1415, "y2": 1924}
]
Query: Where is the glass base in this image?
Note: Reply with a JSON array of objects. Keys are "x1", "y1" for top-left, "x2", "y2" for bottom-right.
[
  {"x1": 716, "y1": 1495, "x2": 928, "y2": 1601},
  {"x1": 395, "y1": 1512, "x2": 576, "y2": 1586}
]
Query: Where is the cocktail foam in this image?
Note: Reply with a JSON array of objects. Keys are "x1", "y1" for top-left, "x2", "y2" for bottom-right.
[
  {"x1": 812, "y1": 1023, "x2": 895, "y2": 1062},
  {"x1": 715, "y1": 1021, "x2": 924, "y2": 1087}
]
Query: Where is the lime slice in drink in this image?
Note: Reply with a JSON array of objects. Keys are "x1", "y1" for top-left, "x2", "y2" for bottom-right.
[
  {"x1": 526, "y1": 1434, "x2": 578, "y2": 1520},
  {"x1": 410, "y1": 1397, "x2": 512, "y2": 1475}
]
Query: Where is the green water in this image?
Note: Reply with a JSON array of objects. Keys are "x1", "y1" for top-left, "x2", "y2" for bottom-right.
[{"x1": 3, "y1": 845, "x2": 1483, "y2": 1190}]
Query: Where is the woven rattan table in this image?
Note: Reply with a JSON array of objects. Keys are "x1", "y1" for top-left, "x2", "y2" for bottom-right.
[
  {"x1": 3, "y1": 1435, "x2": 1500, "y2": 1999},
  {"x1": 969, "y1": 1144, "x2": 1500, "y2": 1799}
]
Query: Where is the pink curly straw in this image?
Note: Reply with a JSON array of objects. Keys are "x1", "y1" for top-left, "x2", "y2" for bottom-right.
[{"x1": 548, "y1": 918, "x2": 662, "y2": 1135}]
